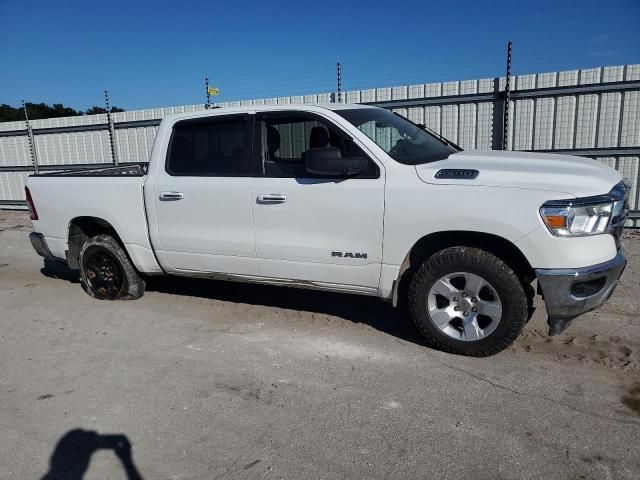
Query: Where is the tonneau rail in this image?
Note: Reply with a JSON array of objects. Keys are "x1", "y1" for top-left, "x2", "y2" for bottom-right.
[{"x1": 31, "y1": 163, "x2": 147, "y2": 177}]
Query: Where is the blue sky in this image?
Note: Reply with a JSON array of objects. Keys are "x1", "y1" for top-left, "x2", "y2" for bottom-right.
[{"x1": 1, "y1": 0, "x2": 638, "y2": 111}]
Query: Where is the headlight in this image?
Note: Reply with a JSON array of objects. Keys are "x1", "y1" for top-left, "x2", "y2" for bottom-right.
[
  {"x1": 540, "y1": 202, "x2": 613, "y2": 236},
  {"x1": 540, "y1": 181, "x2": 629, "y2": 237}
]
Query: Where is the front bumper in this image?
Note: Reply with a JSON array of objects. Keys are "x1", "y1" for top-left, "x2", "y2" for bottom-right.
[
  {"x1": 29, "y1": 232, "x2": 54, "y2": 260},
  {"x1": 536, "y1": 248, "x2": 627, "y2": 335}
]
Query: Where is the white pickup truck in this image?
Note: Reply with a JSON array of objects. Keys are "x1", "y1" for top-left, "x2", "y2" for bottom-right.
[{"x1": 26, "y1": 104, "x2": 628, "y2": 356}]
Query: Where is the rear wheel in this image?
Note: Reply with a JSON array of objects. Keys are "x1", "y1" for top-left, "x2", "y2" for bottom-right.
[
  {"x1": 79, "y1": 234, "x2": 145, "y2": 300},
  {"x1": 409, "y1": 246, "x2": 527, "y2": 356}
]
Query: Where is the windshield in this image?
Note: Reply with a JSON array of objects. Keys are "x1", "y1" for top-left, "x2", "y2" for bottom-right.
[{"x1": 335, "y1": 108, "x2": 460, "y2": 165}]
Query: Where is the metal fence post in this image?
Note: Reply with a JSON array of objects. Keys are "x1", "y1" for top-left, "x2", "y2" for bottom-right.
[
  {"x1": 22, "y1": 100, "x2": 39, "y2": 174},
  {"x1": 104, "y1": 90, "x2": 118, "y2": 165},
  {"x1": 502, "y1": 41, "x2": 512, "y2": 150},
  {"x1": 205, "y1": 77, "x2": 211, "y2": 109},
  {"x1": 337, "y1": 62, "x2": 342, "y2": 103}
]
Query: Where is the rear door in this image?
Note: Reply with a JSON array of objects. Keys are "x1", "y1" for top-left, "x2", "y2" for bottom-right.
[
  {"x1": 251, "y1": 111, "x2": 385, "y2": 289},
  {"x1": 149, "y1": 114, "x2": 257, "y2": 276}
]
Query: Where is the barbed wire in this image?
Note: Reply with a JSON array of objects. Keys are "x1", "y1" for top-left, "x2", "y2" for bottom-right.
[{"x1": 7, "y1": 44, "x2": 633, "y2": 113}]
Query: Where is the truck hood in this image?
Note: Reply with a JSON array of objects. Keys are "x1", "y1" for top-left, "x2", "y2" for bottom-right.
[{"x1": 415, "y1": 150, "x2": 623, "y2": 198}]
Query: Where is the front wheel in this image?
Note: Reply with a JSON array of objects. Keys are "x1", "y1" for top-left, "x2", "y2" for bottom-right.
[
  {"x1": 79, "y1": 234, "x2": 145, "y2": 300},
  {"x1": 409, "y1": 247, "x2": 527, "y2": 356}
]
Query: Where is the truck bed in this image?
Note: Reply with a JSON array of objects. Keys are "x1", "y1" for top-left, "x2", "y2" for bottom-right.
[{"x1": 26, "y1": 170, "x2": 161, "y2": 274}]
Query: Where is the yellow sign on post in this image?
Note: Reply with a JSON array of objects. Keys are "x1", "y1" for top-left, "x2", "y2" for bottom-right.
[{"x1": 207, "y1": 86, "x2": 219, "y2": 96}]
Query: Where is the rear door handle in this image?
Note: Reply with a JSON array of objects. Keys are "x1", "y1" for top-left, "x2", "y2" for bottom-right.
[
  {"x1": 257, "y1": 194, "x2": 287, "y2": 204},
  {"x1": 159, "y1": 191, "x2": 184, "y2": 201}
]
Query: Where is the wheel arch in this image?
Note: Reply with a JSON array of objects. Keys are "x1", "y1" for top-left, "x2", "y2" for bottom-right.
[
  {"x1": 67, "y1": 216, "x2": 125, "y2": 269},
  {"x1": 392, "y1": 230, "x2": 535, "y2": 307}
]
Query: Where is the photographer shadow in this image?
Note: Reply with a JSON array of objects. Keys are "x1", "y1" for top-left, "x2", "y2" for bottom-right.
[{"x1": 41, "y1": 429, "x2": 143, "y2": 480}]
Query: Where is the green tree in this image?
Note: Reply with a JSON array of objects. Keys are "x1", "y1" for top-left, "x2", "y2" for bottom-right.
[
  {"x1": 0, "y1": 102, "x2": 125, "y2": 122},
  {"x1": 0, "y1": 104, "x2": 24, "y2": 122},
  {"x1": 85, "y1": 106, "x2": 125, "y2": 115}
]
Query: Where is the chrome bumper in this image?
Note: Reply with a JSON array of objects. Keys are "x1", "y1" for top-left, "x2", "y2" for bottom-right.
[
  {"x1": 29, "y1": 232, "x2": 54, "y2": 260},
  {"x1": 536, "y1": 249, "x2": 627, "y2": 335}
]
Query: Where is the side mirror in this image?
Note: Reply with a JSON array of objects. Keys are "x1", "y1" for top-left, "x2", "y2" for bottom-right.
[{"x1": 304, "y1": 147, "x2": 366, "y2": 177}]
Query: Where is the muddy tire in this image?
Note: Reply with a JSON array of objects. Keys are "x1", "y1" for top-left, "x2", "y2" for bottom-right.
[
  {"x1": 79, "y1": 234, "x2": 145, "y2": 300},
  {"x1": 408, "y1": 246, "x2": 527, "y2": 357}
]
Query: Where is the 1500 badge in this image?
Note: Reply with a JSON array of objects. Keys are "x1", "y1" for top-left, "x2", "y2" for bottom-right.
[
  {"x1": 434, "y1": 169, "x2": 479, "y2": 179},
  {"x1": 332, "y1": 251, "x2": 368, "y2": 259}
]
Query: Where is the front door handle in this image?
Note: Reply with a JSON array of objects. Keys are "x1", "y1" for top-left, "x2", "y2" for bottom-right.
[
  {"x1": 159, "y1": 191, "x2": 184, "y2": 201},
  {"x1": 257, "y1": 194, "x2": 287, "y2": 204}
]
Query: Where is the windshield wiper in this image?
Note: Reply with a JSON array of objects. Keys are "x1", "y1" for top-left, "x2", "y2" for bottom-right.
[
  {"x1": 391, "y1": 111, "x2": 462, "y2": 151},
  {"x1": 418, "y1": 123, "x2": 462, "y2": 151}
]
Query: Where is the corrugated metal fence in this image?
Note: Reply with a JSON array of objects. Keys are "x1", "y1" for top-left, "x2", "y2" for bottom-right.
[{"x1": 1, "y1": 64, "x2": 639, "y2": 223}]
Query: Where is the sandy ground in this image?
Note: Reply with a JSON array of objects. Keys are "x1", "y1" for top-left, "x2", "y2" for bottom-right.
[{"x1": 0, "y1": 210, "x2": 639, "y2": 479}]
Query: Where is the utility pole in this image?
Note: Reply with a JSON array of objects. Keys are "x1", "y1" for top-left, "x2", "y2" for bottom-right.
[
  {"x1": 22, "y1": 100, "x2": 39, "y2": 174},
  {"x1": 502, "y1": 41, "x2": 512, "y2": 150},
  {"x1": 104, "y1": 90, "x2": 118, "y2": 165},
  {"x1": 337, "y1": 62, "x2": 342, "y2": 103}
]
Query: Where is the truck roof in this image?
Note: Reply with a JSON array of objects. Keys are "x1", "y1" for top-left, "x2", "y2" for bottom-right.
[{"x1": 162, "y1": 102, "x2": 375, "y2": 123}]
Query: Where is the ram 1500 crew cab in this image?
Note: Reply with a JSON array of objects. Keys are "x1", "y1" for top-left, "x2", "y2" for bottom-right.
[{"x1": 25, "y1": 104, "x2": 629, "y2": 356}]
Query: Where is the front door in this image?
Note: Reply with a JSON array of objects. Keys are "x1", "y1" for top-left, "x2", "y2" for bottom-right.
[
  {"x1": 251, "y1": 111, "x2": 385, "y2": 289},
  {"x1": 150, "y1": 114, "x2": 257, "y2": 276}
]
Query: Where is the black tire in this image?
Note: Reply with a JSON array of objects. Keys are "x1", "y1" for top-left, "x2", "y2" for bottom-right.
[
  {"x1": 79, "y1": 234, "x2": 145, "y2": 300},
  {"x1": 408, "y1": 246, "x2": 527, "y2": 357}
]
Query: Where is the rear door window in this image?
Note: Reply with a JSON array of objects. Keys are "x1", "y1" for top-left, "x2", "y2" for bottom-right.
[{"x1": 166, "y1": 115, "x2": 251, "y2": 176}]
